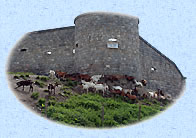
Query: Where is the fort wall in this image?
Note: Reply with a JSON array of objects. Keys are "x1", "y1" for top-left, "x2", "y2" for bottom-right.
[
  {"x1": 7, "y1": 12, "x2": 185, "y2": 97},
  {"x1": 74, "y1": 12, "x2": 141, "y2": 78},
  {"x1": 139, "y1": 36, "x2": 185, "y2": 98},
  {"x1": 8, "y1": 26, "x2": 75, "y2": 74}
]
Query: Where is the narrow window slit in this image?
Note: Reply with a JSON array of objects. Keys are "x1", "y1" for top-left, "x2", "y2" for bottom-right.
[{"x1": 20, "y1": 49, "x2": 27, "y2": 52}]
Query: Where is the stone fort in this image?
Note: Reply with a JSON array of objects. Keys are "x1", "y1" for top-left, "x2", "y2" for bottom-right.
[{"x1": 8, "y1": 12, "x2": 185, "y2": 98}]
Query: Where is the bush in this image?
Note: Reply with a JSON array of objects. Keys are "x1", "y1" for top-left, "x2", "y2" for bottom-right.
[
  {"x1": 31, "y1": 92, "x2": 39, "y2": 100},
  {"x1": 43, "y1": 89, "x2": 49, "y2": 92},
  {"x1": 39, "y1": 76, "x2": 49, "y2": 82},
  {"x1": 49, "y1": 96, "x2": 56, "y2": 100},
  {"x1": 66, "y1": 79, "x2": 77, "y2": 87},
  {"x1": 38, "y1": 98, "x2": 46, "y2": 107},
  {"x1": 36, "y1": 76, "x2": 49, "y2": 82},
  {"x1": 13, "y1": 75, "x2": 20, "y2": 79},
  {"x1": 60, "y1": 86, "x2": 72, "y2": 90},
  {"x1": 48, "y1": 100, "x2": 56, "y2": 106},
  {"x1": 35, "y1": 80, "x2": 45, "y2": 88},
  {"x1": 19, "y1": 74, "x2": 27, "y2": 80}
]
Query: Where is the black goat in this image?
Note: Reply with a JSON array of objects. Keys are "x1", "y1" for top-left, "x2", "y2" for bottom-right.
[{"x1": 15, "y1": 80, "x2": 33, "y2": 92}]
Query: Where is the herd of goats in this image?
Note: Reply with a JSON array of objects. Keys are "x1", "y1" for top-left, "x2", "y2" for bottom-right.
[{"x1": 14, "y1": 70, "x2": 172, "y2": 103}]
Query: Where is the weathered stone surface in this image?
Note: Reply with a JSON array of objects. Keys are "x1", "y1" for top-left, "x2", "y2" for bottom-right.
[{"x1": 7, "y1": 12, "x2": 185, "y2": 98}]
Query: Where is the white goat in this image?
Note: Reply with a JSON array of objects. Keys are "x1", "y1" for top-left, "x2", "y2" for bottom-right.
[
  {"x1": 82, "y1": 84, "x2": 91, "y2": 93},
  {"x1": 49, "y1": 70, "x2": 56, "y2": 79},
  {"x1": 91, "y1": 75, "x2": 103, "y2": 83},
  {"x1": 81, "y1": 80, "x2": 95, "y2": 93},
  {"x1": 148, "y1": 91, "x2": 154, "y2": 98},
  {"x1": 81, "y1": 80, "x2": 95, "y2": 86},
  {"x1": 112, "y1": 86, "x2": 123, "y2": 91},
  {"x1": 123, "y1": 89, "x2": 132, "y2": 94},
  {"x1": 133, "y1": 79, "x2": 143, "y2": 87},
  {"x1": 165, "y1": 94, "x2": 172, "y2": 101},
  {"x1": 147, "y1": 91, "x2": 159, "y2": 99},
  {"x1": 94, "y1": 83, "x2": 108, "y2": 96}
]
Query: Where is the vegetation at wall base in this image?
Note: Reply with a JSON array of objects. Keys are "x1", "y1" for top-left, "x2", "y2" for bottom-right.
[
  {"x1": 31, "y1": 92, "x2": 39, "y2": 100},
  {"x1": 8, "y1": 72, "x2": 34, "y2": 75},
  {"x1": 45, "y1": 93, "x2": 166, "y2": 128},
  {"x1": 35, "y1": 80, "x2": 45, "y2": 88},
  {"x1": 36, "y1": 76, "x2": 50, "y2": 82}
]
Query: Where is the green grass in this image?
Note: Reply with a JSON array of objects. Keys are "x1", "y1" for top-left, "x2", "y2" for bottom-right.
[
  {"x1": 13, "y1": 74, "x2": 29, "y2": 80},
  {"x1": 35, "y1": 80, "x2": 45, "y2": 88},
  {"x1": 60, "y1": 85, "x2": 72, "y2": 90},
  {"x1": 45, "y1": 93, "x2": 166, "y2": 128},
  {"x1": 36, "y1": 76, "x2": 50, "y2": 82},
  {"x1": 8, "y1": 72, "x2": 34, "y2": 75},
  {"x1": 31, "y1": 92, "x2": 39, "y2": 100},
  {"x1": 37, "y1": 98, "x2": 46, "y2": 108},
  {"x1": 64, "y1": 79, "x2": 78, "y2": 87},
  {"x1": 60, "y1": 85, "x2": 73, "y2": 97}
]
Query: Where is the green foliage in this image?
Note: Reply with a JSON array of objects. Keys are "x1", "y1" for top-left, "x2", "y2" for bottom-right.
[
  {"x1": 49, "y1": 96, "x2": 56, "y2": 100},
  {"x1": 19, "y1": 74, "x2": 27, "y2": 80},
  {"x1": 40, "y1": 76, "x2": 50, "y2": 82},
  {"x1": 45, "y1": 93, "x2": 165, "y2": 128},
  {"x1": 12, "y1": 74, "x2": 29, "y2": 80},
  {"x1": 8, "y1": 72, "x2": 34, "y2": 75},
  {"x1": 60, "y1": 85, "x2": 72, "y2": 90},
  {"x1": 36, "y1": 76, "x2": 49, "y2": 82},
  {"x1": 65, "y1": 79, "x2": 78, "y2": 87},
  {"x1": 35, "y1": 80, "x2": 45, "y2": 88},
  {"x1": 31, "y1": 92, "x2": 39, "y2": 100},
  {"x1": 13, "y1": 75, "x2": 20, "y2": 79},
  {"x1": 60, "y1": 86, "x2": 73, "y2": 97},
  {"x1": 43, "y1": 89, "x2": 49, "y2": 92},
  {"x1": 64, "y1": 89, "x2": 73, "y2": 97},
  {"x1": 48, "y1": 99, "x2": 56, "y2": 106},
  {"x1": 38, "y1": 98, "x2": 46, "y2": 107}
]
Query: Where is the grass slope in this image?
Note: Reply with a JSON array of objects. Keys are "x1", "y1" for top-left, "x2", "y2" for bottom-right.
[{"x1": 45, "y1": 93, "x2": 166, "y2": 128}]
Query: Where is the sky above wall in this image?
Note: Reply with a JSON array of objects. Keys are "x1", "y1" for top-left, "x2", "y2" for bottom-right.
[{"x1": 0, "y1": 0, "x2": 196, "y2": 138}]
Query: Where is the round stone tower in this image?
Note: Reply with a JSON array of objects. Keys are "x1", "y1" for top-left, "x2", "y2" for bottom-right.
[{"x1": 74, "y1": 12, "x2": 141, "y2": 78}]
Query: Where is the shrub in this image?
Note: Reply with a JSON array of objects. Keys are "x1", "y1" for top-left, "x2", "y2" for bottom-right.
[
  {"x1": 63, "y1": 89, "x2": 72, "y2": 95},
  {"x1": 31, "y1": 92, "x2": 39, "y2": 100},
  {"x1": 60, "y1": 86, "x2": 72, "y2": 90},
  {"x1": 38, "y1": 98, "x2": 46, "y2": 107},
  {"x1": 36, "y1": 76, "x2": 49, "y2": 82},
  {"x1": 48, "y1": 96, "x2": 56, "y2": 100},
  {"x1": 13, "y1": 75, "x2": 20, "y2": 79},
  {"x1": 35, "y1": 80, "x2": 45, "y2": 88},
  {"x1": 19, "y1": 75, "x2": 27, "y2": 80},
  {"x1": 43, "y1": 89, "x2": 49, "y2": 92},
  {"x1": 48, "y1": 100, "x2": 56, "y2": 106},
  {"x1": 39, "y1": 76, "x2": 49, "y2": 82},
  {"x1": 66, "y1": 79, "x2": 77, "y2": 87}
]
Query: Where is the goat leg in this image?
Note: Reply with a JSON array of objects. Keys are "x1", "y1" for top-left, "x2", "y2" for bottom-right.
[
  {"x1": 29, "y1": 85, "x2": 33, "y2": 92},
  {"x1": 15, "y1": 85, "x2": 21, "y2": 89}
]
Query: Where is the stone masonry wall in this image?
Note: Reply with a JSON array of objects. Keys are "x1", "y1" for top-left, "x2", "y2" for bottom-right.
[
  {"x1": 139, "y1": 36, "x2": 185, "y2": 98},
  {"x1": 8, "y1": 26, "x2": 75, "y2": 74},
  {"x1": 74, "y1": 12, "x2": 141, "y2": 78},
  {"x1": 7, "y1": 12, "x2": 185, "y2": 98}
]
